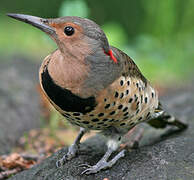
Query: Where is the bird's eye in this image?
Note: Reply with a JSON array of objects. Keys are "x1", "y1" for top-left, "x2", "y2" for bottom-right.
[{"x1": 64, "y1": 26, "x2": 75, "y2": 36}]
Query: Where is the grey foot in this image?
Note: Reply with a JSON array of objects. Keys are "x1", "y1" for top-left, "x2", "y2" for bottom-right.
[
  {"x1": 81, "y1": 149, "x2": 126, "y2": 175},
  {"x1": 56, "y1": 143, "x2": 79, "y2": 167},
  {"x1": 56, "y1": 127, "x2": 86, "y2": 167}
]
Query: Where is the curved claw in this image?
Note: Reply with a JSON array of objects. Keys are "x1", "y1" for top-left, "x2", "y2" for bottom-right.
[
  {"x1": 81, "y1": 165, "x2": 103, "y2": 175},
  {"x1": 56, "y1": 159, "x2": 63, "y2": 168},
  {"x1": 56, "y1": 155, "x2": 68, "y2": 167},
  {"x1": 81, "y1": 168, "x2": 96, "y2": 175},
  {"x1": 56, "y1": 145, "x2": 78, "y2": 168},
  {"x1": 56, "y1": 151, "x2": 74, "y2": 168},
  {"x1": 56, "y1": 161, "x2": 60, "y2": 168},
  {"x1": 81, "y1": 169, "x2": 88, "y2": 175},
  {"x1": 78, "y1": 163, "x2": 92, "y2": 168}
]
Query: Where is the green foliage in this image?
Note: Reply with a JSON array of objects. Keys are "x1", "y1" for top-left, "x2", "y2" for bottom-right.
[
  {"x1": 102, "y1": 22, "x2": 128, "y2": 49},
  {"x1": 141, "y1": 0, "x2": 176, "y2": 38},
  {"x1": 48, "y1": 111, "x2": 62, "y2": 132},
  {"x1": 59, "y1": 0, "x2": 89, "y2": 17}
]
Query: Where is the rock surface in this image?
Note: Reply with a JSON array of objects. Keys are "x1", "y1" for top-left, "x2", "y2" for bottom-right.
[
  {"x1": 0, "y1": 57, "x2": 41, "y2": 154},
  {"x1": 8, "y1": 84, "x2": 194, "y2": 180}
]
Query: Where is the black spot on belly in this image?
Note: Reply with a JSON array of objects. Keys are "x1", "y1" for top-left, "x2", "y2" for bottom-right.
[
  {"x1": 98, "y1": 113, "x2": 104, "y2": 117},
  {"x1": 138, "y1": 117, "x2": 142, "y2": 121},
  {"x1": 123, "y1": 107, "x2": 128, "y2": 112},
  {"x1": 82, "y1": 121, "x2": 90, "y2": 124},
  {"x1": 109, "y1": 119, "x2": 114, "y2": 122},
  {"x1": 41, "y1": 67, "x2": 97, "y2": 114},
  {"x1": 129, "y1": 98, "x2": 133, "y2": 103},
  {"x1": 118, "y1": 104, "x2": 123, "y2": 110},
  {"x1": 120, "y1": 93, "x2": 124, "y2": 99},
  {"x1": 92, "y1": 118, "x2": 99, "y2": 122},
  {"x1": 97, "y1": 122, "x2": 104, "y2": 125},
  {"x1": 73, "y1": 113, "x2": 80, "y2": 116},
  {"x1": 120, "y1": 123, "x2": 126, "y2": 126},
  {"x1": 123, "y1": 112, "x2": 128, "y2": 116},
  {"x1": 115, "y1": 92, "x2": 119, "y2": 98},
  {"x1": 120, "y1": 80, "x2": 124, "y2": 86},
  {"x1": 109, "y1": 111, "x2": 116, "y2": 115},
  {"x1": 105, "y1": 104, "x2": 110, "y2": 109},
  {"x1": 146, "y1": 112, "x2": 150, "y2": 118}
]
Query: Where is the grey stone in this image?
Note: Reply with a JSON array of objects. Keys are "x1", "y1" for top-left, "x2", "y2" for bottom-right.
[{"x1": 0, "y1": 57, "x2": 41, "y2": 154}]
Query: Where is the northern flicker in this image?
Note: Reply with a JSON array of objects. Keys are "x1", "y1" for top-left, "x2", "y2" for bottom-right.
[{"x1": 7, "y1": 14, "x2": 187, "y2": 174}]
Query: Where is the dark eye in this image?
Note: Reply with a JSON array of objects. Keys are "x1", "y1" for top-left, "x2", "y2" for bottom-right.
[{"x1": 64, "y1": 26, "x2": 75, "y2": 36}]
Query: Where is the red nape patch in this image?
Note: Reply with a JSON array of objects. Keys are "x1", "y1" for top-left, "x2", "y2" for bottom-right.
[{"x1": 104, "y1": 49, "x2": 118, "y2": 63}]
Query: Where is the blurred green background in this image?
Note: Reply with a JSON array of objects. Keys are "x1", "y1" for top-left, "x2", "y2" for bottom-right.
[{"x1": 1, "y1": 0, "x2": 194, "y2": 85}]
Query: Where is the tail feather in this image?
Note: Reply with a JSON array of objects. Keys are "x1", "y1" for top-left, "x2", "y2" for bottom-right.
[{"x1": 147, "y1": 101, "x2": 188, "y2": 130}]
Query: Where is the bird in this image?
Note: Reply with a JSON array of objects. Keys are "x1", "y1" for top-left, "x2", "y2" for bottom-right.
[{"x1": 7, "y1": 13, "x2": 187, "y2": 175}]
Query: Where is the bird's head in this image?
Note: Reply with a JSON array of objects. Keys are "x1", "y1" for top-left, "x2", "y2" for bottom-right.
[{"x1": 7, "y1": 14, "x2": 117, "y2": 63}]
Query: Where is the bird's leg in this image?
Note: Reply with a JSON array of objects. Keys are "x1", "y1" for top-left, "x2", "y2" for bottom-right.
[
  {"x1": 130, "y1": 127, "x2": 144, "y2": 148},
  {"x1": 56, "y1": 127, "x2": 87, "y2": 167},
  {"x1": 121, "y1": 126, "x2": 144, "y2": 149},
  {"x1": 81, "y1": 139, "x2": 125, "y2": 174}
]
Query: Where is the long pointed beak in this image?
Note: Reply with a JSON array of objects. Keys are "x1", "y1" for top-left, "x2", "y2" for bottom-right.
[{"x1": 7, "y1": 13, "x2": 56, "y2": 36}]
